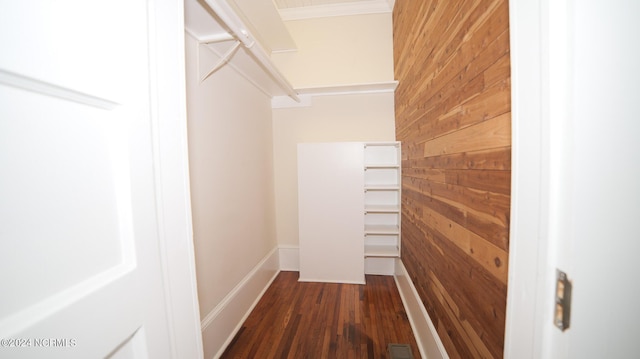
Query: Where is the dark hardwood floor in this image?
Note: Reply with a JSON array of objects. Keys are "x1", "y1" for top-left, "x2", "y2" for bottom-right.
[{"x1": 220, "y1": 271, "x2": 420, "y2": 359}]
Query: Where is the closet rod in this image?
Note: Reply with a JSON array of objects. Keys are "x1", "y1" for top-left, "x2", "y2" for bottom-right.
[
  {"x1": 202, "y1": 0, "x2": 300, "y2": 102},
  {"x1": 198, "y1": 33, "x2": 235, "y2": 44}
]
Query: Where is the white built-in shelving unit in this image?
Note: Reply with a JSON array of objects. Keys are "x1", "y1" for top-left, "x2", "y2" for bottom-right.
[
  {"x1": 364, "y1": 142, "x2": 401, "y2": 258},
  {"x1": 297, "y1": 141, "x2": 402, "y2": 283}
]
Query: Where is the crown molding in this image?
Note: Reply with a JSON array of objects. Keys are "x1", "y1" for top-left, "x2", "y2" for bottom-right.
[
  {"x1": 295, "y1": 80, "x2": 398, "y2": 96},
  {"x1": 271, "y1": 80, "x2": 398, "y2": 108},
  {"x1": 278, "y1": 0, "x2": 392, "y2": 21}
]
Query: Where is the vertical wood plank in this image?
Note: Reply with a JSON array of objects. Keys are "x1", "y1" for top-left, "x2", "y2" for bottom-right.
[{"x1": 394, "y1": 0, "x2": 511, "y2": 357}]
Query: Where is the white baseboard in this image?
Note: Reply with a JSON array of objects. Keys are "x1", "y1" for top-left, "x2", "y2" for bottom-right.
[
  {"x1": 279, "y1": 246, "x2": 397, "y2": 276},
  {"x1": 200, "y1": 249, "x2": 442, "y2": 359},
  {"x1": 201, "y1": 247, "x2": 280, "y2": 359},
  {"x1": 365, "y1": 257, "x2": 395, "y2": 275},
  {"x1": 278, "y1": 245, "x2": 299, "y2": 271},
  {"x1": 394, "y1": 260, "x2": 449, "y2": 359}
]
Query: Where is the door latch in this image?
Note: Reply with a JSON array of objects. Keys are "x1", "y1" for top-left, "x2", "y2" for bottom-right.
[{"x1": 554, "y1": 269, "x2": 572, "y2": 331}]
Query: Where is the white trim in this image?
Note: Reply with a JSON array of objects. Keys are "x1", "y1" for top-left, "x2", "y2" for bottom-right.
[
  {"x1": 271, "y1": 94, "x2": 312, "y2": 108},
  {"x1": 394, "y1": 260, "x2": 449, "y2": 359},
  {"x1": 364, "y1": 257, "x2": 395, "y2": 275},
  {"x1": 148, "y1": 1, "x2": 204, "y2": 358},
  {"x1": 278, "y1": 245, "x2": 300, "y2": 271},
  {"x1": 201, "y1": 247, "x2": 280, "y2": 359},
  {"x1": 298, "y1": 278, "x2": 366, "y2": 285},
  {"x1": 271, "y1": 81, "x2": 398, "y2": 109},
  {"x1": 278, "y1": 0, "x2": 392, "y2": 21},
  {"x1": 386, "y1": 0, "x2": 395, "y2": 11},
  {"x1": 296, "y1": 80, "x2": 398, "y2": 95},
  {"x1": 504, "y1": 0, "x2": 547, "y2": 358},
  {"x1": 0, "y1": 69, "x2": 118, "y2": 110},
  {"x1": 278, "y1": 246, "x2": 397, "y2": 275}
]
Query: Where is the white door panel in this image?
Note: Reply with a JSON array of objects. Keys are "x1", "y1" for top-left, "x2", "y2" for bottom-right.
[
  {"x1": 1, "y1": 85, "x2": 131, "y2": 318},
  {"x1": 298, "y1": 142, "x2": 365, "y2": 284},
  {"x1": 506, "y1": 1, "x2": 640, "y2": 358},
  {"x1": 561, "y1": 1, "x2": 640, "y2": 357},
  {"x1": 0, "y1": 1, "x2": 147, "y2": 103},
  {"x1": 0, "y1": 1, "x2": 175, "y2": 358}
]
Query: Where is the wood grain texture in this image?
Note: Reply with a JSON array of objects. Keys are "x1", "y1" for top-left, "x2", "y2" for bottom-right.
[
  {"x1": 220, "y1": 272, "x2": 420, "y2": 359},
  {"x1": 394, "y1": 0, "x2": 511, "y2": 357}
]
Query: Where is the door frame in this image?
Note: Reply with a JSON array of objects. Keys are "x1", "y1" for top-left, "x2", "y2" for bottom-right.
[
  {"x1": 504, "y1": 0, "x2": 552, "y2": 357},
  {"x1": 146, "y1": 1, "x2": 203, "y2": 357}
]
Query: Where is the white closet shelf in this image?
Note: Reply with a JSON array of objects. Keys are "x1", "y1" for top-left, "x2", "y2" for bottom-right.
[
  {"x1": 364, "y1": 205, "x2": 400, "y2": 213},
  {"x1": 364, "y1": 244, "x2": 400, "y2": 257},
  {"x1": 365, "y1": 142, "x2": 400, "y2": 147},
  {"x1": 364, "y1": 185, "x2": 399, "y2": 190},
  {"x1": 365, "y1": 164, "x2": 400, "y2": 169},
  {"x1": 364, "y1": 224, "x2": 400, "y2": 235},
  {"x1": 272, "y1": 82, "x2": 399, "y2": 109},
  {"x1": 363, "y1": 141, "x2": 401, "y2": 264}
]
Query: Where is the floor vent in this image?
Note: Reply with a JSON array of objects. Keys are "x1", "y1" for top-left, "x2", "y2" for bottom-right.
[{"x1": 388, "y1": 343, "x2": 413, "y2": 359}]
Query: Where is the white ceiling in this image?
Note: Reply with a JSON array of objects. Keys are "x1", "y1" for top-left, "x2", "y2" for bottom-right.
[
  {"x1": 273, "y1": 0, "x2": 374, "y2": 9},
  {"x1": 182, "y1": 0, "x2": 394, "y2": 97},
  {"x1": 273, "y1": 0, "x2": 394, "y2": 20},
  {"x1": 185, "y1": 0, "x2": 394, "y2": 52},
  {"x1": 185, "y1": 0, "x2": 296, "y2": 52}
]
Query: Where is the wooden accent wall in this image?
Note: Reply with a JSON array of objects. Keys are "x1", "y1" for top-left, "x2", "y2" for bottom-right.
[{"x1": 393, "y1": 1, "x2": 511, "y2": 358}]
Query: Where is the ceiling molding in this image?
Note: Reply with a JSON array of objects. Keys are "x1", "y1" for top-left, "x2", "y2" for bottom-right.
[
  {"x1": 295, "y1": 80, "x2": 398, "y2": 95},
  {"x1": 277, "y1": 0, "x2": 392, "y2": 21},
  {"x1": 271, "y1": 81, "x2": 398, "y2": 109}
]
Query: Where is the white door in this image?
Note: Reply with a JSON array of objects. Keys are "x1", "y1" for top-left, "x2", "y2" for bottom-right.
[
  {"x1": 506, "y1": 0, "x2": 640, "y2": 358},
  {"x1": 0, "y1": 1, "x2": 184, "y2": 358},
  {"x1": 550, "y1": 1, "x2": 640, "y2": 357}
]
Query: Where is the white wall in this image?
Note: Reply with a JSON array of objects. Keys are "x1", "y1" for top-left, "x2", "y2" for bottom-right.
[
  {"x1": 272, "y1": 93, "x2": 396, "y2": 248},
  {"x1": 270, "y1": 12, "x2": 396, "y2": 251},
  {"x1": 271, "y1": 13, "x2": 395, "y2": 87},
  {"x1": 184, "y1": 33, "x2": 277, "y2": 326}
]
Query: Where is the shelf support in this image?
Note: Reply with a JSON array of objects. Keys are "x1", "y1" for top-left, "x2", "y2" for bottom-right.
[
  {"x1": 200, "y1": 40, "x2": 242, "y2": 82},
  {"x1": 201, "y1": 0, "x2": 299, "y2": 102}
]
